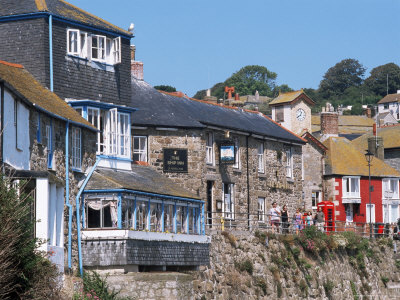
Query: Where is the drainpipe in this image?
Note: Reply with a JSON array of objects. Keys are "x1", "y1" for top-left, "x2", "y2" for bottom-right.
[
  {"x1": 76, "y1": 157, "x2": 101, "y2": 276},
  {"x1": 65, "y1": 121, "x2": 74, "y2": 270},
  {"x1": 49, "y1": 15, "x2": 54, "y2": 91},
  {"x1": 0, "y1": 81, "x2": 4, "y2": 173},
  {"x1": 246, "y1": 136, "x2": 250, "y2": 228}
]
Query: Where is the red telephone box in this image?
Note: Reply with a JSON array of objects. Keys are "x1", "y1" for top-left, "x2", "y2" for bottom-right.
[{"x1": 317, "y1": 201, "x2": 335, "y2": 232}]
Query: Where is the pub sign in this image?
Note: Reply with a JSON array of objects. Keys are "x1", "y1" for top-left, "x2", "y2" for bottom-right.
[
  {"x1": 163, "y1": 148, "x2": 188, "y2": 173},
  {"x1": 219, "y1": 142, "x2": 236, "y2": 164}
]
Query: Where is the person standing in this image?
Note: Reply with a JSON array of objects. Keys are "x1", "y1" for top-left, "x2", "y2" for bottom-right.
[
  {"x1": 281, "y1": 205, "x2": 289, "y2": 234},
  {"x1": 269, "y1": 202, "x2": 281, "y2": 233},
  {"x1": 315, "y1": 207, "x2": 325, "y2": 232},
  {"x1": 306, "y1": 211, "x2": 313, "y2": 227},
  {"x1": 294, "y1": 208, "x2": 303, "y2": 234}
]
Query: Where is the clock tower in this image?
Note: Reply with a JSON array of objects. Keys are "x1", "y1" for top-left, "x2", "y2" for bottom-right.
[{"x1": 269, "y1": 89, "x2": 314, "y2": 135}]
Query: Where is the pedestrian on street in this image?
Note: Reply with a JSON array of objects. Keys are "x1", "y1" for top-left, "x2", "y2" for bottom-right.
[{"x1": 315, "y1": 207, "x2": 325, "y2": 232}]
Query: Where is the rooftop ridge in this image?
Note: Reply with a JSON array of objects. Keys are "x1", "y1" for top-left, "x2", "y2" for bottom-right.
[
  {"x1": 59, "y1": 0, "x2": 132, "y2": 36},
  {"x1": 0, "y1": 60, "x2": 24, "y2": 69},
  {"x1": 261, "y1": 114, "x2": 307, "y2": 143},
  {"x1": 35, "y1": 0, "x2": 48, "y2": 11}
]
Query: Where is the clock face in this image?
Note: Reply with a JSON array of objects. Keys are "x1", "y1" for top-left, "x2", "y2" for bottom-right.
[{"x1": 296, "y1": 108, "x2": 306, "y2": 121}]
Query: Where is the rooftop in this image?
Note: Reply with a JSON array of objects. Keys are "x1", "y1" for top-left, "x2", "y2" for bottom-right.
[
  {"x1": 377, "y1": 93, "x2": 400, "y2": 105},
  {"x1": 352, "y1": 124, "x2": 400, "y2": 151},
  {"x1": 269, "y1": 89, "x2": 315, "y2": 107},
  {"x1": 0, "y1": 0, "x2": 132, "y2": 36},
  {"x1": 0, "y1": 60, "x2": 94, "y2": 129},
  {"x1": 312, "y1": 115, "x2": 374, "y2": 135},
  {"x1": 86, "y1": 165, "x2": 200, "y2": 200},
  {"x1": 323, "y1": 136, "x2": 400, "y2": 177},
  {"x1": 130, "y1": 79, "x2": 305, "y2": 145}
]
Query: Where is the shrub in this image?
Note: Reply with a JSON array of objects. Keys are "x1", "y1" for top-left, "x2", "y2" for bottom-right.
[
  {"x1": 277, "y1": 281, "x2": 283, "y2": 298},
  {"x1": 350, "y1": 281, "x2": 359, "y2": 300},
  {"x1": 254, "y1": 277, "x2": 267, "y2": 294},
  {"x1": 396, "y1": 260, "x2": 400, "y2": 269},
  {"x1": 221, "y1": 231, "x2": 237, "y2": 247},
  {"x1": 235, "y1": 259, "x2": 253, "y2": 275},
  {"x1": 299, "y1": 279, "x2": 308, "y2": 296},
  {"x1": 381, "y1": 276, "x2": 389, "y2": 287},
  {"x1": 323, "y1": 280, "x2": 335, "y2": 298},
  {"x1": 73, "y1": 271, "x2": 125, "y2": 300},
  {"x1": 255, "y1": 230, "x2": 267, "y2": 244},
  {"x1": 292, "y1": 247, "x2": 301, "y2": 257},
  {"x1": 0, "y1": 178, "x2": 62, "y2": 299}
]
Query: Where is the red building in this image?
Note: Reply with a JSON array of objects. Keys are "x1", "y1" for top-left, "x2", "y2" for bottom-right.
[{"x1": 323, "y1": 136, "x2": 400, "y2": 225}]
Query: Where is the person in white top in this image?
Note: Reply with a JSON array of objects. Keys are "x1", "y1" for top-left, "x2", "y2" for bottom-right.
[{"x1": 269, "y1": 202, "x2": 281, "y2": 233}]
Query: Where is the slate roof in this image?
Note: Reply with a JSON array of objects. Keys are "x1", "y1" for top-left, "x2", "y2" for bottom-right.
[
  {"x1": 131, "y1": 79, "x2": 305, "y2": 145},
  {"x1": 0, "y1": 60, "x2": 95, "y2": 129},
  {"x1": 269, "y1": 89, "x2": 315, "y2": 107},
  {"x1": 85, "y1": 166, "x2": 200, "y2": 200},
  {"x1": 323, "y1": 136, "x2": 400, "y2": 177},
  {"x1": 351, "y1": 125, "x2": 400, "y2": 151},
  {"x1": 377, "y1": 93, "x2": 400, "y2": 104},
  {"x1": 0, "y1": 0, "x2": 131, "y2": 36}
]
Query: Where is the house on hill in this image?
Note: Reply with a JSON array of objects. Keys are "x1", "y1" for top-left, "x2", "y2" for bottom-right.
[
  {"x1": 376, "y1": 92, "x2": 400, "y2": 121},
  {"x1": 130, "y1": 78, "x2": 306, "y2": 226}
]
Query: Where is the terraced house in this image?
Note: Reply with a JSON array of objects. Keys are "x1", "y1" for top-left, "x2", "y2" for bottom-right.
[
  {"x1": 130, "y1": 79, "x2": 306, "y2": 226},
  {"x1": 0, "y1": 0, "x2": 210, "y2": 275}
]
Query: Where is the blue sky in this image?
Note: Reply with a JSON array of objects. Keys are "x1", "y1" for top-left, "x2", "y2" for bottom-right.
[{"x1": 68, "y1": 0, "x2": 400, "y2": 97}]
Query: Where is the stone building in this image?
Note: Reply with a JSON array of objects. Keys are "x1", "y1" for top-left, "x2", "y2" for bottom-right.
[
  {"x1": 130, "y1": 79, "x2": 306, "y2": 226},
  {"x1": 0, "y1": 60, "x2": 97, "y2": 273},
  {"x1": 269, "y1": 90, "x2": 325, "y2": 212}
]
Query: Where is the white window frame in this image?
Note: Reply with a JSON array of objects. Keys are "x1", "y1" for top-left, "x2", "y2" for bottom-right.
[
  {"x1": 345, "y1": 204, "x2": 353, "y2": 223},
  {"x1": 257, "y1": 142, "x2": 264, "y2": 173},
  {"x1": 133, "y1": 136, "x2": 148, "y2": 162},
  {"x1": 342, "y1": 176, "x2": 360, "y2": 199},
  {"x1": 87, "y1": 108, "x2": 101, "y2": 154},
  {"x1": 67, "y1": 29, "x2": 79, "y2": 56},
  {"x1": 366, "y1": 204, "x2": 375, "y2": 223},
  {"x1": 383, "y1": 203, "x2": 399, "y2": 223},
  {"x1": 113, "y1": 37, "x2": 121, "y2": 64},
  {"x1": 311, "y1": 191, "x2": 321, "y2": 210},
  {"x1": 118, "y1": 112, "x2": 130, "y2": 158},
  {"x1": 285, "y1": 148, "x2": 293, "y2": 178},
  {"x1": 258, "y1": 197, "x2": 265, "y2": 222},
  {"x1": 80, "y1": 31, "x2": 88, "y2": 58},
  {"x1": 223, "y1": 183, "x2": 234, "y2": 220},
  {"x1": 206, "y1": 132, "x2": 214, "y2": 165},
  {"x1": 382, "y1": 178, "x2": 399, "y2": 200},
  {"x1": 71, "y1": 127, "x2": 82, "y2": 170},
  {"x1": 91, "y1": 34, "x2": 106, "y2": 62},
  {"x1": 233, "y1": 138, "x2": 240, "y2": 169}
]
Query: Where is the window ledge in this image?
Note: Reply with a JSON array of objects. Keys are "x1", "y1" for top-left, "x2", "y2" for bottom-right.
[
  {"x1": 258, "y1": 174, "x2": 267, "y2": 179},
  {"x1": 286, "y1": 178, "x2": 294, "y2": 183}
]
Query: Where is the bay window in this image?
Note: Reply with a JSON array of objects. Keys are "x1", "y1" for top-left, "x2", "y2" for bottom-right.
[
  {"x1": 342, "y1": 176, "x2": 360, "y2": 198},
  {"x1": 383, "y1": 178, "x2": 399, "y2": 199}
]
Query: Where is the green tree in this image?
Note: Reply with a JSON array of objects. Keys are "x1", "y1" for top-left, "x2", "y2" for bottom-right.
[
  {"x1": 350, "y1": 103, "x2": 363, "y2": 115},
  {"x1": 154, "y1": 85, "x2": 177, "y2": 93},
  {"x1": 364, "y1": 63, "x2": 400, "y2": 97},
  {"x1": 319, "y1": 59, "x2": 366, "y2": 99},
  {"x1": 193, "y1": 65, "x2": 284, "y2": 99}
]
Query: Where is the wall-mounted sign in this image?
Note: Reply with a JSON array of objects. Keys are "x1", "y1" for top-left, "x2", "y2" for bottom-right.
[
  {"x1": 163, "y1": 148, "x2": 188, "y2": 173},
  {"x1": 219, "y1": 143, "x2": 236, "y2": 164}
]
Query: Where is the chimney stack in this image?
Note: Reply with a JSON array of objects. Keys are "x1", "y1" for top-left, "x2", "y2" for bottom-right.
[
  {"x1": 368, "y1": 135, "x2": 384, "y2": 160},
  {"x1": 320, "y1": 112, "x2": 339, "y2": 136},
  {"x1": 235, "y1": 93, "x2": 239, "y2": 101}
]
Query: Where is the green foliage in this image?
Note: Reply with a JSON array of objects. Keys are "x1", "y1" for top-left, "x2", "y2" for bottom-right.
[
  {"x1": 304, "y1": 263, "x2": 312, "y2": 269},
  {"x1": 0, "y1": 178, "x2": 61, "y2": 299},
  {"x1": 153, "y1": 85, "x2": 177, "y2": 93},
  {"x1": 276, "y1": 281, "x2": 283, "y2": 298},
  {"x1": 235, "y1": 259, "x2": 253, "y2": 275},
  {"x1": 350, "y1": 281, "x2": 359, "y2": 300},
  {"x1": 299, "y1": 279, "x2": 308, "y2": 296},
  {"x1": 254, "y1": 277, "x2": 267, "y2": 294},
  {"x1": 258, "y1": 252, "x2": 266, "y2": 262},
  {"x1": 396, "y1": 260, "x2": 400, "y2": 269},
  {"x1": 255, "y1": 230, "x2": 267, "y2": 244},
  {"x1": 381, "y1": 276, "x2": 389, "y2": 287},
  {"x1": 305, "y1": 274, "x2": 312, "y2": 281},
  {"x1": 364, "y1": 63, "x2": 400, "y2": 97},
  {"x1": 323, "y1": 280, "x2": 335, "y2": 297},
  {"x1": 291, "y1": 247, "x2": 301, "y2": 258},
  {"x1": 73, "y1": 271, "x2": 127, "y2": 300},
  {"x1": 350, "y1": 103, "x2": 363, "y2": 115},
  {"x1": 319, "y1": 58, "x2": 366, "y2": 99},
  {"x1": 193, "y1": 65, "x2": 290, "y2": 100}
]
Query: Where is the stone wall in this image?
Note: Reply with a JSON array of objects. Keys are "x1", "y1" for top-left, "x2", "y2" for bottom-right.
[
  {"x1": 191, "y1": 231, "x2": 400, "y2": 300},
  {"x1": 133, "y1": 127, "x2": 303, "y2": 224}
]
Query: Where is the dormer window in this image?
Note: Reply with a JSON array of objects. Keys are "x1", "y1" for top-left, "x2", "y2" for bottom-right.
[{"x1": 67, "y1": 29, "x2": 121, "y2": 65}]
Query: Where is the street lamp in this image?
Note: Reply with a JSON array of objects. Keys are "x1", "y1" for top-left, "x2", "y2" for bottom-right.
[{"x1": 365, "y1": 150, "x2": 374, "y2": 239}]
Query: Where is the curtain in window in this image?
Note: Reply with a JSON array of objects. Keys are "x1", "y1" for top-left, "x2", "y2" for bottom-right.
[{"x1": 87, "y1": 200, "x2": 118, "y2": 225}]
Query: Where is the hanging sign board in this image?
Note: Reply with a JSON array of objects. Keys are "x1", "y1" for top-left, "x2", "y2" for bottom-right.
[
  {"x1": 163, "y1": 148, "x2": 188, "y2": 173},
  {"x1": 219, "y1": 142, "x2": 236, "y2": 164}
]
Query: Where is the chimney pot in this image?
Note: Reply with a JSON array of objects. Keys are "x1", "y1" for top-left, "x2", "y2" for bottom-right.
[
  {"x1": 320, "y1": 112, "x2": 339, "y2": 136},
  {"x1": 235, "y1": 93, "x2": 239, "y2": 101}
]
